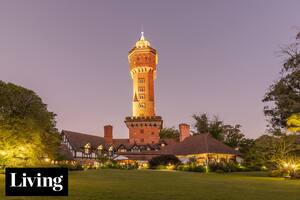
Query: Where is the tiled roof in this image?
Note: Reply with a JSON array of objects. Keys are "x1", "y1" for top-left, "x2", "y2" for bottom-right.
[
  {"x1": 62, "y1": 130, "x2": 105, "y2": 151},
  {"x1": 160, "y1": 138, "x2": 179, "y2": 146},
  {"x1": 61, "y1": 130, "x2": 162, "y2": 151},
  {"x1": 159, "y1": 133, "x2": 240, "y2": 156},
  {"x1": 117, "y1": 152, "x2": 162, "y2": 161},
  {"x1": 113, "y1": 138, "x2": 130, "y2": 145},
  {"x1": 61, "y1": 130, "x2": 239, "y2": 158}
]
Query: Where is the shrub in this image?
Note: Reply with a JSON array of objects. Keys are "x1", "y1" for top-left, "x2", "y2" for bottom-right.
[
  {"x1": 57, "y1": 162, "x2": 83, "y2": 171},
  {"x1": 269, "y1": 167, "x2": 300, "y2": 179},
  {"x1": 176, "y1": 164, "x2": 205, "y2": 172},
  {"x1": 149, "y1": 155, "x2": 181, "y2": 169},
  {"x1": 208, "y1": 161, "x2": 247, "y2": 173},
  {"x1": 269, "y1": 170, "x2": 283, "y2": 177},
  {"x1": 100, "y1": 162, "x2": 138, "y2": 170}
]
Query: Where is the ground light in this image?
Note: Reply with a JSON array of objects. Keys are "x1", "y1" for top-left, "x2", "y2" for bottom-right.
[{"x1": 282, "y1": 161, "x2": 298, "y2": 178}]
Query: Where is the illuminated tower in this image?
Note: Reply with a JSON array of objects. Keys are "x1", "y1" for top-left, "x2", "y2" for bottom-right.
[{"x1": 125, "y1": 32, "x2": 163, "y2": 144}]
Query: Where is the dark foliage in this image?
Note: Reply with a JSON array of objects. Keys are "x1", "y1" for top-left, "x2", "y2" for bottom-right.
[
  {"x1": 263, "y1": 32, "x2": 300, "y2": 133},
  {"x1": 149, "y1": 154, "x2": 181, "y2": 168},
  {"x1": 159, "y1": 127, "x2": 179, "y2": 139}
]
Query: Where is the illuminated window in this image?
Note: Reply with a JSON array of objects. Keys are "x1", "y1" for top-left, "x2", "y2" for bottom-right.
[
  {"x1": 139, "y1": 103, "x2": 145, "y2": 108},
  {"x1": 139, "y1": 95, "x2": 145, "y2": 99},
  {"x1": 138, "y1": 78, "x2": 145, "y2": 84},
  {"x1": 132, "y1": 146, "x2": 140, "y2": 152},
  {"x1": 118, "y1": 147, "x2": 127, "y2": 152},
  {"x1": 97, "y1": 145, "x2": 103, "y2": 157},
  {"x1": 138, "y1": 87, "x2": 145, "y2": 92},
  {"x1": 97, "y1": 145, "x2": 103, "y2": 151},
  {"x1": 84, "y1": 143, "x2": 91, "y2": 154}
]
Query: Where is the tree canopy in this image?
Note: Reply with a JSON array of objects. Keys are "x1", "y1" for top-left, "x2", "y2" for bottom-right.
[
  {"x1": 159, "y1": 127, "x2": 179, "y2": 139},
  {"x1": 0, "y1": 81, "x2": 60, "y2": 168},
  {"x1": 263, "y1": 32, "x2": 300, "y2": 134},
  {"x1": 192, "y1": 113, "x2": 247, "y2": 149}
]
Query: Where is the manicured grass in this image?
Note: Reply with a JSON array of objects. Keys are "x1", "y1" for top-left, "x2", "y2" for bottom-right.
[{"x1": 1, "y1": 169, "x2": 300, "y2": 200}]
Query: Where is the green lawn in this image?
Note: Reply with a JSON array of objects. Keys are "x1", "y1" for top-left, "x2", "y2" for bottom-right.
[{"x1": 1, "y1": 169, "x2": 300, "y2": 200}]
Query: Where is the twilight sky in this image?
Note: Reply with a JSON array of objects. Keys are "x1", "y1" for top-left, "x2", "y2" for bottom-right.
[{"x1": 0, "y1": 0, "x2": 299, "y2": 139}]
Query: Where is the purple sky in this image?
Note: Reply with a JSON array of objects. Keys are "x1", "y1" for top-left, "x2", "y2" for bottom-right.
[{"x1": 0, "y1": 1, "x2": 299, "y2": 139}]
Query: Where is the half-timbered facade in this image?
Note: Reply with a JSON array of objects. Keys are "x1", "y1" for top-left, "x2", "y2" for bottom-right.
[
  {"x1": 60, "y1": 123, "x2": 240, "y2": 164},
  {"x1": 58, "y1": 33, "x2": 241, "y2": 164}
]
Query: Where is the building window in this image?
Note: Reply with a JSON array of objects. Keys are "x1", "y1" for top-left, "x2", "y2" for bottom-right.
[
  {"x1": 108, "y1": 145, "x2": 114, "y2": 157},
  {"x1": 140, "y1": 138, "x2": 144, "y2": 143},
  {"x1": 140, "y1": 129, "x2": 144, "y2": 134},
  {"x1": 138, "y1": 87, "x2": 145, "y2": 92},
  {"x1": 97, "y1": 145, "x2": 103, "y2": 157},
  {"x1": 138, "y1": 78, "x2": 145, "y2": 84},
  {"x1": 139, "y1": 103, "x2": 145, "y2": 108},
  {"x1": 139, "y1": 95, "x2": 145, "y2": 99},
  {"x1": 151, "y1": 132, "x2": 155, "y2": 135},
  {"x1": 84, "y1": 143, "x2": 91, "y2": 155},
  {"x1": 118, "y1": 148, "x2": 126, "y2": 152},
  {"x1": 132, "y1": 146, "x2": 140, "y2": 152}
]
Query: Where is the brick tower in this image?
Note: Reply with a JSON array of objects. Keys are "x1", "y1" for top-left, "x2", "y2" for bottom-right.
[{"x1": 125, "y1": 32, "x2": 163, "y2": 144}]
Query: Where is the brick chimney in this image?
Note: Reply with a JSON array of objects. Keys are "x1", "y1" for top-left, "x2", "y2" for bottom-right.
[
  {"x1": 179, "y1": 123, "x2": 190, "y2": 142},
  {"x1": 104, "y1": 125, "x2": 113, "y2": 144}
]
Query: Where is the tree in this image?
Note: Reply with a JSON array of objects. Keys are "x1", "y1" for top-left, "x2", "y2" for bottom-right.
[
  {"x1": 208, "y1": 116, "x2": 224, "y2": 141},
  {"x1": 263, "y1": 32, "x2": 300, "y2": 133},
  {"x1": 244, "y1": 134, "x2": 300, "y2": 171},
  {"x1": 159, "y1": 127, "x2": 179, "y2": 139},
  {"x1": 222, "y1": 124, "x2": 246, "y2": 148},
  {"x1": 192, "y1": 114, "x2": 224, "y2": 141},
  {"x1": 192, "y1": 114, "x2": 209, "y2": 134},
  {"x1": 192, "y1": 113, "x2": 246, "y2": 147},
  {"x1": 0, "y1": 81, "x2": 60, "y2": 168}
]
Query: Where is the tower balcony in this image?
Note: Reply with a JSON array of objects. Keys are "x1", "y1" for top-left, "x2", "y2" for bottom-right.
[{"x1": 125, "y1": 116, "x2": 162, "y2": 122}]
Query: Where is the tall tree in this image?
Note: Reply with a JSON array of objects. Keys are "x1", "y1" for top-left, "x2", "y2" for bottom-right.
[
  {"x1": 223, "y1": 124, "x2": 245, "y2": 148},
  {"x1": 263, "y1": 32, "x2": 300, "y2": 134},
  {"x1": 192, "y1": 113, "x2": 246, "y2": 148},
  {"x1": 159, "y1": 127, "x2": 179, "y2": 139},
  {"x1": 192, "y1": 114, "x2": 209, "y2": 134},
  {"x1": 0, "y1": 81, "x2": 60, "y2": 168},
  {"x1": 193, "y1": 114, "x2": 224, "y2": 140}
]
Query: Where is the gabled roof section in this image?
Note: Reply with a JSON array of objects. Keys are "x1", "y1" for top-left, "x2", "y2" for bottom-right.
[
  {"x1": 62, "y1": 130, "x2": 105, "y2": 151},
  {"x1": 160, "y1": 133, "x2": 240, "y2": 156}
]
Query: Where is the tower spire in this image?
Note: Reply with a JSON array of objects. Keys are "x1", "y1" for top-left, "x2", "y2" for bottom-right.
[
  {"x1": 140, "y1": 31, "x2": 145, "y2": 40},
  {"x1": 136, "y1": 30, "x2": 150, "y2": 48}
]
